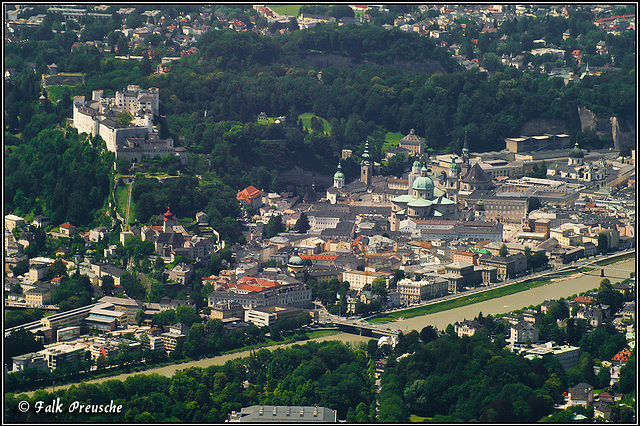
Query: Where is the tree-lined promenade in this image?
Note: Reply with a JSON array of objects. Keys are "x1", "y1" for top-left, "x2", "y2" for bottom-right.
[{"x1": 371, "y1": 250, "x2": 635, "y2": 325}]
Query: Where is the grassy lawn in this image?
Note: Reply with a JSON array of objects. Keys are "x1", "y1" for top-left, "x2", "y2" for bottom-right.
[
  {"x1": 299, "y1": 112, "x2": 332, "y2": 134},
  {"x1": 114, "y1": 184, "x2": 136, "y2": 224},
  {"x1": 410, "y1": 414, "x2": 429, "y2": 422},
  {"x1": 594, "y1": 252, "x2": 636, "y2": 266},
  {"x1": 267, "y1": 4, "x2": 302, "y2": 16},
  {"x1": 306, "y1": 329, "x2": 340, "y2": 339},
  {"x1": 368, "y1": 317, "x2": 394, "y2": 324},
  {"x1": 45, "y1": 85, "x2": 70, "y2": 104},
  {"x1": 382, "y1": 131, "x2": 404, "y2": 152},
  {"x1": 378, "y1": 279, "x2": 554, "y2": 321},
  {"x1": 114, "y1": 185, "x2": 129, "y2": 217}
]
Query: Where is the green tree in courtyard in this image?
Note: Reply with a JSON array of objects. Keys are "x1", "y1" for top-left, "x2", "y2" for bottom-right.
[{"x1": 597, "y1": 233, "x2": 608, "y2": 254}]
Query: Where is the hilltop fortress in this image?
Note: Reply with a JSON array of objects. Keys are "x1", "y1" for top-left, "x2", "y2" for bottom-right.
[{"x1": 72, "y1": 85, "x2": 187, "y2": 164}]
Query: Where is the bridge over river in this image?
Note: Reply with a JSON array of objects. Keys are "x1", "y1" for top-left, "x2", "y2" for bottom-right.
[{"x1": 316, "y1": 310, "x2": 400, "y2": 338}]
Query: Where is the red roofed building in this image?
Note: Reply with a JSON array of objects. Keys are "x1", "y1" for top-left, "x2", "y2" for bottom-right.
[
  {"x1": 230, "y1": 277, "x2": 280, "y2": 293},
  {"x1": 59, "y1": 223, "x2": 77, "y2": 237},
  {"x1": 237, "y1": 185, "x2": 264, "y2": 209},
  {"x1": 237, "y1": 276, "x2": 279, "y2": 289},
  {"x1": 453, "y1": 251, "x2": 479, "y2": 265},
  {"x1": 230, "y1": 20, "x2": 246, "y2": 30},
  {"x1": 612, "y1": 348, "x2": 631, "y2": 365},
  {"x1": 572, "y1": 295, "x2": 595, "y2": 305},
  {"x1": 300, "y1": 253, "x2": 339, "y2": 267}
]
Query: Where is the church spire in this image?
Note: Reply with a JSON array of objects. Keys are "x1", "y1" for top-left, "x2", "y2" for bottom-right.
[{"x1": 462, "y1": 131, "x2": 469, "y2": 155}]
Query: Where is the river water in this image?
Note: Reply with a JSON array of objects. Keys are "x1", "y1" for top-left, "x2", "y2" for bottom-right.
[{"x1": 394, "y1": 257, "x2": 636, "y2": 332}]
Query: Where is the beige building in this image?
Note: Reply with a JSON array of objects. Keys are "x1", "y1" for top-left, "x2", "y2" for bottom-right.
[
  {"x1": 210, "y1": 301, "x2": 244, "y2": 320},
  {"x1": 5, "y1": 214, "x2": 25, "y2": 232},
  {"x1": 454, "y1": 319, "x2": 482, "y2": 337},
  {"x1": 397, "y1": 277, "x2": 449, "y2": 304},
  {"x1": 398, "y1": 129, "x2": 425, "y2": 155},
  {"x1": 25, "y1": 286, "x2": 53, "y2": 306},
  {"x1": 582, "y1": 226, "x2": 619, "y2": 250},
  {"x1": 478, "y1": 253, "x2": 527, "y2": 281},
  {"x1": 98, "y1": 296, "x2": 143, "y2": 326},
  {"x1": 342, "y1": 270, "x2": 394, "y2": 292},
  {"x1": 244, "y1": 306, "x2": 305, "y2": 327},
  {"x1": 509, "y1": 321, "x2": 539, "y2": 343}
]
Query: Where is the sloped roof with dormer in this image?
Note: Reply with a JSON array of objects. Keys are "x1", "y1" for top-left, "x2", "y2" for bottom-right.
[
  {"x1": 237, "y1": 185, "x2": 263, "y2": 203},
  {"x1": 399, "y1": 129, "x2": 425, "y2": 146},
  {"x1": 462, "y1": 162, "x2": 492, "y2": 183}
]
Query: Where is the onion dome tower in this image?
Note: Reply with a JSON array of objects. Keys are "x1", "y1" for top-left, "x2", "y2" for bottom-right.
[
  {"x1": 360, "y1": 141, "x2": 372, "y2": 187},
  {"x1": 163, "y1": 207, "x2": 175, "y2": 233},
  {"x1": 334, "y1": 162, "x2": 345, "y2": 189}
]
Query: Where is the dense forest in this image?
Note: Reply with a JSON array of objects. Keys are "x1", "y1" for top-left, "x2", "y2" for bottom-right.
[
  {"x1": 376, "y1": 283, "x2": 634, "y2": 422},
  {"x1": 378, "y1": 330, "x2": 564, "y2": 422}
]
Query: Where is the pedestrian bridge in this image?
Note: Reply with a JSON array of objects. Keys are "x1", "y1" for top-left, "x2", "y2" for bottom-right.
[{"x1": 326, "y1": 317, "x2": 401, "y2": 338}]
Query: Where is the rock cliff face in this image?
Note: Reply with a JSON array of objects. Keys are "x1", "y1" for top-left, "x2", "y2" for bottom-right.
[
  {"x1": 578, "y1": 105, "x2": 610, "y2": 135},
  {"x1": 520, "y1": 118, "x2": 569, "y2": 136},
  {"x1": 578, "y1": 105, "x2": 635, "y2": 151},
  {"x1": 518, "y1": 107, "x2": 634, "y2": 153},
  {"x1": 611, "y1": 116, "x2": 635, "y2": 151}
]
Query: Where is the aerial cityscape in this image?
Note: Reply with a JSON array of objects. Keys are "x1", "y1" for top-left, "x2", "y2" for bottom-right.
[{"x1": 3, "y1": 3, "x2": 636, "y2": 423}]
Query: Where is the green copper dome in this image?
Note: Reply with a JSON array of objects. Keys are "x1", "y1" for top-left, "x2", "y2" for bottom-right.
[
  {"x1": 449, "y1": 156, "x2": 459, "y2": 171},
  {"x1": 334, "y1": 163, "x2": 345, "y2": 180},
  {"x1": 288, "y1": 248, "x2": 304, "y2": 267},
  {"x1": 361, "y1": 141, "x2": 371, "y2": 165},
  {"x1": 412, "y1": 167, "x2": 434, "y2": 191},
  {"x1": 569, "y1": 142, "x2": 584, "y2": 159},
  {"x1": 413, "y1": 159, "x2": 422, "y2": 168}
]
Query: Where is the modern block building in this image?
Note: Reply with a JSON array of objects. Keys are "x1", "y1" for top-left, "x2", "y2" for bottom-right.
[
  {"x1": 229, "y1": 405, "x2": 337, "y2": 423},
  {"x1": 244, "y1": 306, "x2": 305, "y2": 328},
  {"x1": 478, "y1": 253, "x2": 527, "y2": 281}
]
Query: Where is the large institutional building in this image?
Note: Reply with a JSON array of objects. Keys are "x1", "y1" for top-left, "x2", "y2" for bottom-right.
[
  {"x1": 389, "y1": 162, "x2": 457, "y2": 230},
  {"x1": 72, "y1": 85, "x2": 187, "y2": 164}
]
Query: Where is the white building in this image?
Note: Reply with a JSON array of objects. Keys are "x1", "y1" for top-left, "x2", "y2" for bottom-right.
[
  {"x1": 72, "y1": 86, "x2": 186, "y2": 164},
  {"x1": 5, "y1": 214, "x2": 25, "y2": 232},
  {"x1": 12, "y1": 352, "x2": 49, "y2": 373},
  {"x1": 509, "y1": 321, "x2": 539, "y2": 343}
]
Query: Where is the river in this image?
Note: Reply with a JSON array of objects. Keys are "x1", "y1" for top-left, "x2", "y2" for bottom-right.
[
  {"x1": 394, "y1": 257, "x2": 636, "y2": 332},
  {"x1": 18, "y1": 333, "x2": 372, "y2": 397}
]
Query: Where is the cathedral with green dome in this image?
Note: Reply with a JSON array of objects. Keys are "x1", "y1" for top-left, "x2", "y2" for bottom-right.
[{"x1": 389, "y1": 161, "x2": 458, "y2": 231}]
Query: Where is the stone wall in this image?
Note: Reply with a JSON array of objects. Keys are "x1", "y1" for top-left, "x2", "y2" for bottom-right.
[{"x1": 42, "y1": 74, "x2": 84, "y2": 87}]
